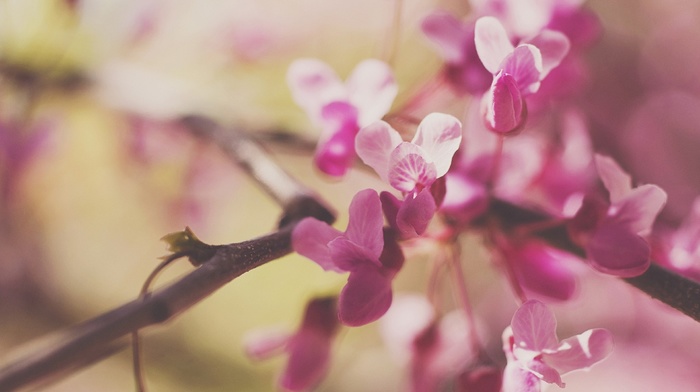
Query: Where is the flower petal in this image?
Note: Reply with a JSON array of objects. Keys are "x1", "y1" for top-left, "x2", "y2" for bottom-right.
[
  {"x1": 345, "y1": 189, "x2": 384, "y2": 258},
  {"x1": 502, "y1": 44, "x2": 543, "y2": 94},
  {"x1": 421, "y1": 11, "x2": 468, "y2": 63},
  {"x1": 509, "y1": 242, "x2": 579, "y2": 302},
  {"x1": 483, "y1": 71, "x2": 526, "y2": 134},
  {"x1": 388, "y1": 142, "x2": 438, "y2": 192},
  {"x1": 355, "y1": 120, "x2": 403, "y2": 182},
  {"x1": 411, "y1": 112, "x2": 463, "y2": 177},
  {"x1": 287, "y1": 59, "x2": 346, "y2": 122},
  {"x1": 594, "y1": 154, "x2": 632, "y2": 204},
  {"x1": 292, "y1": 217, "x2": 343, "y2": 272},
  {"x1": 527, "y1": 30, "x2": 570, "y2": 79},
  {"x1": 338, "y1": 265, "x2": 393, "y2": 326},
  {"x1": 346, "y1": 59, "x2": 398, "y2": 126},
  {"x1": 396, "y1": 188, "x2": 437, "y2": 238},
  {"x1": 511, "y1": 300, "x2": 559, "y2": 353},
  {"x1": 315, "y1": 101, "x2": 359, "y2": 177},
  {"x1": 585, "y1": 222, "x2": 651, "y2": 277},
  {"x1": 328, "y1": 236, "x2": 381, "y2": 271},
  {"x1": 544, "y1": 328, "x2": 614, "y2": 375},
  {"x1": 612, "y1": 184, "x2": 667, "y2": 236},
  {"x1": 502, "y1": 361, "x2": 541, "y2": 392},
  {"x1": 243, "y1": 327, "x2": 291, "y2": 360},
  {"x1": 474, "y1": 16, "x2": 515, "y2": 74},
  {"x1": 282, "y1": 328, "x2": 332, "y2": 391}
]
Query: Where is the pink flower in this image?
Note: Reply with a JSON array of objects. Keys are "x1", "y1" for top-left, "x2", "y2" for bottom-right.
[
  {"x1": 421, "y1": 12, "x2": 492, "y2": 94},
  {"x1": 569, "y1": 155, "x2": 667, "y2": 277},
  {"x1": 292, "y1": 189, "x2": 404, "y2": 326},
  {"x1": 287, "y1": 59, "x2": 397, "y2": 176},
  {"x1": 244, "y1": 297, "x2": 339, "y2": 391},
  {"x1": 501, "y1": 299, "x2": 614, "y2": 392},
  {"x1": 355, "y1": 113, "x2": 462, "y2": 237},
  {"x1": 380, "y1": 295, "x2": 476, "y2": 392},
  {"x1": 474, "y1": 16, "x2": 569, "y2": 134},
  {"x1": 502, "y1": 240, "x2": 580, "y2": 302}
]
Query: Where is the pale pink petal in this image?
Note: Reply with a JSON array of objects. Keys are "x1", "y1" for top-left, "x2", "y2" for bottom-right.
[
  {"x1": 544, "y1": 328, "x2": 614, "y2": 375},
  {"x1": 345, "y1": 189, "x2": 384, "y2": 257},
  {"x1": 474, "y1": 16, "x2": 515, "y2": 74},
  {"x1": 380, "y1": 294, "x2": 436, "y2": 361},
  {"x1": 287, "y1": 59, "x2": 346, "y2": 122},
  {"x1": 511, "y1": 300, "x2": 559, "y2": 352},
  {"x1": 338, "y1": 265, "x2": 393, "y2": 326},
  {"x1": 431, "y1": 311, "x2": 476, "y2": 378},
  {"x1": 421, "y1": 11, "x2": 468, "y2": 63},
  {"x1": 396, "y1": 188, "x2": 437, "y2": 238},
  {"x1": 594, "y1": 154, "x2": 632, "y2": 204},
  {"x1": 243, "y1": 327, "x2": 291, "y2": 360},
  {"x1": 388, "y1": 143, "x2": 438, "y2": 192},
  {"x1": 585, "y1": 222, "x2": 651, "y2": 277},
  {"x1": 483, "y1": 71, "x2": 526, "y2": 134},
  {"x1": 346, "y1": 59, "x2": 398, "y2": 126},
  {"x1": 502, "y1": 361, "x2": 541, "y2": 392},
  {"x1": 527, "y1": 30, "x2": 570, "y2": 79},
  {"x1": 612, "y1": 184, "x2": 667, "y2": 236},
  {"x1": 411, "y1": 113, "x2": 463, "y2": 177},
  {"x1": 355, "y1": 120, "x2": 403, "y2": 182},
  {"x1": 502, "y1": 45, "x2": 543, "y2": 94},
  {"x1": 525, "y1": 359, "x2": 563, "y2": 387},
  {"x1": 292, "y1": 217, "x2": 343, "y2": 272}
]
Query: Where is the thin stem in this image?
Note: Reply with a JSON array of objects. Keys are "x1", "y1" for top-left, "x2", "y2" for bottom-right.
[
  {"x1": 446, "y1": 241, "x2": 482, "y2": 353},
  {"x1": 381, "y1": 0, "x2": 404, "y2": 66},
  {"x1": 132, "y1": 253, "x2": 187, "y2": 392},
  {"x1": 487, "y1": 135, "x2": 505, "y2": 189}
]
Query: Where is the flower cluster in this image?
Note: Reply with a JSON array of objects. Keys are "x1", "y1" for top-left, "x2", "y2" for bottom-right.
[{"x1": 242, "y1": 0, "x2": 684, "y2": 390}]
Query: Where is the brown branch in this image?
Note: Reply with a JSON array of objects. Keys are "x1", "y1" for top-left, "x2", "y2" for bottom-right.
[
  {"x1": 0, "y1": 117, "x2": 335, "y2": 391},
  {"x1": 487, "y1": 198, "x2": 700, "y2": 322}
]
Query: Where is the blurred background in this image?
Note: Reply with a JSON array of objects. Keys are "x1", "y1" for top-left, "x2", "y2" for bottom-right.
[{"x1": 1, "y1": 0, "x2": 700, "y2": 391}]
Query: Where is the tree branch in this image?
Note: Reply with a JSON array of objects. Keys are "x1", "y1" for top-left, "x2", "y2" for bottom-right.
[{"x1": 0, "y1": 117, "x2": 335, "y2": 390}]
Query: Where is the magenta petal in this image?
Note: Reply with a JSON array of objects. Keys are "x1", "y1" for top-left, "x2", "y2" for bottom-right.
[
  {"x1": 346, "y1": 59, "x2": 398, "y2": 126},
  {"x1": 545, "y1": 328, "x2": 614, "y2": 375},
  {"x1": 339, "y1": 265, "x2": 393, "y2": 326},
  {"x1": 329, "y1": 236, "x2": 381, "y2": 271},
  {"x1": 355, "y1": 120, "x2": 403, "y2": 182},
  {"x1": 613, "y1": 184, "x2": 667, "y2": 235},
  {"x1": 396, "y1": 188, "x2": 437, "y2": 238},
  {"x1": 526, "y1": 359, "x2": 563, "y2": 387},
  {"x1": 527, "y1": 30, "x2": 570, "y2": 79},
  {"x1": 511, "y1": 300, "x2": 559, "y2": 352},
  {"x1": 281, "y1": 328, "x2": 332, "y2": 391},
  {"x1": 292, "y1": 218, "x2": 343, "y2": 272},
  {"x1": 502, "y1": 45, "x2": 543, "y2": 94},
  {"x1": 345, "y1": 189, "x2": 384, "y2": 257},
  {"x1": 474, "y1": 16, "x2": 515, "y2": 74},
  {"x1": 388, "y1": 143, "x2": 438, "y2": 192},
  {"x1": 411, "y1": 113, "x2": 463, "y2": 177},
  {"x1": 421, "y1": 11, "x2": 468, "y2": 63},
  {"x1": 483, "y1": 72, "x2": 525, "y2": 134},
  {"x1": 287, "y1": 58, "x2": 345, "y2": 122},
  {"x1": 315, "y1": 101, "x2": 359, "y2": 177},
  {"x1": 585, "y1": 223, "x2": 651, "y2": 277},
  {"x1": 510, "y1": 242, "x2": 578, "y2": 302}
]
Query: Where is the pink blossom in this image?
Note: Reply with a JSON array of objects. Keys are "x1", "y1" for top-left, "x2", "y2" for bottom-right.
[
  {"x1": 355, "y1": 113, "x2": 461, "y2": 237},
  {"x1": 380, "y1": 295, "x2": 476, "y2": 392},
  {"x1": 287, "y1": 58, "x2": 397, "y2": 176},
  {"x1": 502, "y1": 299, "x2": 613, "y2": 392},
  {"x1": 503, "y1": 240, "x2": 580, "y2": 302},
  {"x1": 292, "y1": 189, "x2": 403, "y2": 326},
  {"x1": 569, "y1": 155, "x2": 667, "y2": 277},
  {"x1": 421, "y1": 12, "x2": 492, "y2": 94},
  {"x1": 474, "y1": 16, "x2": 569, "y2": 134},
  {"x1": 244, "y1": 297, "x2": 339, "y2": 391}
]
